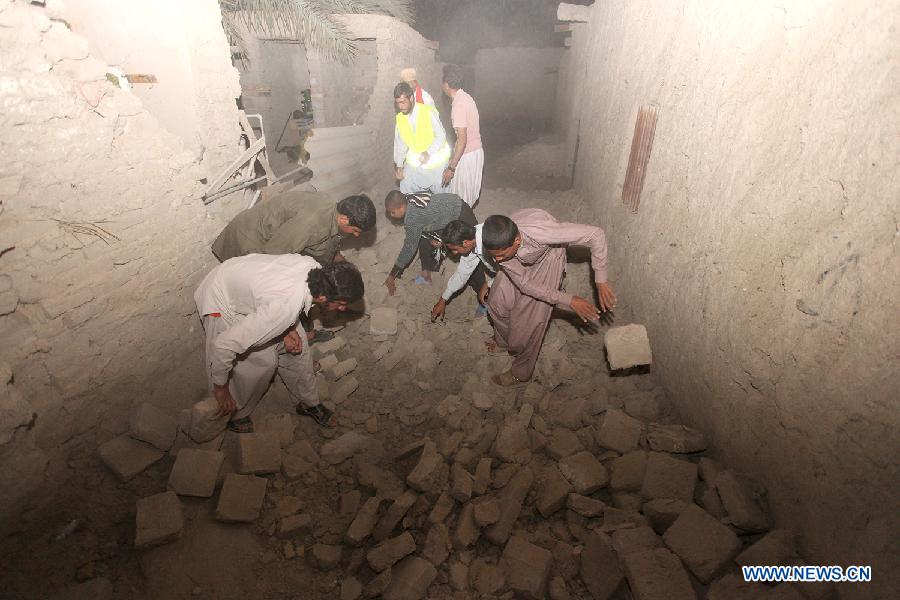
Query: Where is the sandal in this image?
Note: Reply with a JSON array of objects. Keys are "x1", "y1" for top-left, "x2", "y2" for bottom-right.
[
  {"x1": 295, "y1": 403, "x2": 336, "y2": 427},
  {"x1": 491, "y1": 370, "x2": 531, "y2": 388},
  {"x1": 308, "y1": 329, "x2": 335, "y2": 345},
  {"x1": 227, "y1": 416, "x2": 254, "y2": 434},
  {"x1": 413, "y1": 275, "x2": 432, "y2": 285}
]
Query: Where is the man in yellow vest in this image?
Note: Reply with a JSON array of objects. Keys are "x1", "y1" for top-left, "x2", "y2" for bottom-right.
[{"x1": 393, "y1": 81, "x2": 451, "y2": 194}]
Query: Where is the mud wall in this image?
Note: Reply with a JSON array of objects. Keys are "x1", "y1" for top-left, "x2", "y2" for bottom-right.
[
  {"x1": 557, "y1": 2, "x2": 899, "y2": 596},
  {"x1": 0, "y1": 0, "x2": 243, "y2": 533},
  {"x1": 473, "y1": 47, "x2": 564, "y2": 124}
]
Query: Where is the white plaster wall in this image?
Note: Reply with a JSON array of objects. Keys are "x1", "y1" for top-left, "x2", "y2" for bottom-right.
[
  {"x1": 557, "y1": 2, "x2": 900, "y2": 597},
  {"x1": 0, "y1": 0, "x2": 243, "y2": 532}
]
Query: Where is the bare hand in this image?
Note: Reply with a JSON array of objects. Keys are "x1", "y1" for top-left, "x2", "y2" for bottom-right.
[
  {"x1": 333, "y1": 252, "x2": 346, "y2": 263},
  {"x1": 478, "y1": 283, "x2": 489, "y2": 305},
  {"x1": 283, "y1": 329, "x2": 303, "y2": 354},
  {"x1": 384, "y1": 275, "x2": 397, "y2": 296},
  {"x1": 597, "y1": 282, "x2": 617, "y2": 312},
  {"x1": 394, "y1": 166, "x2": 404, "y2": 181},
  {"x1": 570, "y1": 296, "x2": 600, "y2": 323},
  {"x1": 442, "y1": 168, "x2": 454, "y2": 187},
  {"x1": 212, "y1": 383, "x2": 237, "y2": 416},
  {"x1": 431, "y1": 298, "x2": 446, "y2": 322},
  {"x1": 419, "y1": 151, "x2": 430, "y2": 165}
]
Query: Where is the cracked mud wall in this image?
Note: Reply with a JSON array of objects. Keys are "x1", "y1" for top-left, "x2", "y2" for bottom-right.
[
  {"x1": 0, "y1": 0, "x2": 243, "y2": 533},
  {"x1": 558, "y1": 1, "x2": 899, "y2": 595}
]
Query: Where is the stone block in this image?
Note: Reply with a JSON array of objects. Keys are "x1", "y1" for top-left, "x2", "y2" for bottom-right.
[
  {"x1": 321, "y1": 431, "x2": 382, "y2": 465},
  {"x1": 647, "y1": 423, "x2": 706, "y2": 453},
  {"x1": 134, "y1": 491, "x2": 183, "y2": 548},
  {"x1": 604, "y1": 324, "x2": 652, "y2": 370},
  {"x1": 596, "y1": 409, "x2": 643, "y2": 453},
  {"x1": 382, "y1": 556, "x2": 437, "y2": 600},
  {"x1": 545, "y1": 428, "x2": 584, "y2": 459},
  {"x1": 473, "y1": 457, "x2": 492, "y2": 495},
  {"x1": 422, "y1": 523, "x2": 450, "y2": 566},
  {"x1": 357, "y1": 460, "x2": 405, "y2": 501},
  {"x1": 188, "y1": 397, "x2": 229, "y2": 443},
  {"x1": 623, "y1": 392, "x2": 661, "y2": 422},
  {"x1": 326, "y1": 357, "x2": 359, "y2": 382},
  {"x1": 567, "y1": 493, "x2": 606, "y2": 517},
  {"x1": 559, "y1": 451, "x2": 608, "y2": 494},
  {"x1": 406, "y1": 439, "x2": 448, "y2": 494},
  {"x1": 370, "y1": 306, "x2": 399, "y2": 335},
  {"x1": 346, "y1": 497, "x2": 383, "y2": 546},
  {"x1": 167, "y1": 448, "x2": 224, "y2": 497},
  {"x1": 641, "y1": 452, "x2": 697, "y2": 502},
  {"x1": 452, "y1": 503, "x2": 479, "y2": 548},
  {"x1": 216, "y1": 473, "x2": 267, "y2": 523},
  {"x1": 580, "y1": 531, "x2": 624, "y2": 600},
  {"x1": 537, "y1": 464, "x2": 573, "y2": 517},
  {"x1": 368, "y1": 531, "x2": 416, "y2": 572},
  {"x1": 98, "y1": 434, "x2": 164, "y2": 481},
  {"x1": 611, "y1": 526, "x2": 663, "y2": 557},
  {"x1": 427, "y1": 491, "x2": 455, "y2": 524},
  {"x1": 237, "y1": 432, "x2": 282, "y2": 474},
  {"x1": 374, "y1": 489, "x2": 418, "y2": 541},
  {"x1": 308, "y1": 543, "x2": 343, "y2": 570},
  {"x1": 129, "y1": 403, "x2": 177, "y2": 451},
  {"x1": 714, "y1": 470, "x2": 770, "y2": 533},
  {"x1": 642, "y1": 498, "x2": 687, "y2": 533},
  {"x1": 278, "y1": 513, "x2": 312, "y2": 538},
  {"x1": 735, "y1": 529, "x2": 796, "y2": 567},
  {"x1": 450, "y1": 463, "x2": 473, "y2": 502},
  {"x1": 256, "y1": 413, "x2": 296, "y2": 447},
  {"x1": 484, "y1": 466, "x2": 534, "y2": 545},
  {"x1": 472, "y1": 497, "x2": 500, "y2": 526},
  {"x1": 622, "y1": 547, "x2": 697, "y2": 600},
  {"x1": 663, "y1": 504, "x2": 741, "y2": 583},
  {"x1": 501, "y1": 535, "x2": 553, "y2": 599}
]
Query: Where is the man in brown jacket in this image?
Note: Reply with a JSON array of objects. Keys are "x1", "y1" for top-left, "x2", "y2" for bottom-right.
[{"x1": 211, "y1": 190, "x2": 376, "y2": 265}]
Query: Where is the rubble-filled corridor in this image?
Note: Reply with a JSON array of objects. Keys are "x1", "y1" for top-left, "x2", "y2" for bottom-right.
[{"x1": 0, "y1": 1, "x2": 896, "y2": 600}]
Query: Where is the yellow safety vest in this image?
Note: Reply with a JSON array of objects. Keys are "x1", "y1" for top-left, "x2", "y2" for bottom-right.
[{"x1": 396, "y1": 103, "x2": 450, "y2": 170}]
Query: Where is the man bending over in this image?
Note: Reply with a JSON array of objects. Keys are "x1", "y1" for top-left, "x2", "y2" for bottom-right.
[{"x1": 482, "y1": 209, "x2": 617, "y2": 387}]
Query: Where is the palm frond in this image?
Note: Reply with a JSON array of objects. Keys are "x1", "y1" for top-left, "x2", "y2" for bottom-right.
[{"x1": 316, "y1": 0, "x2": 414, "y2": 24}]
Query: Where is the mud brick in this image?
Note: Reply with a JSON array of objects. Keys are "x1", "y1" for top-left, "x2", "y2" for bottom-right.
[
  {"x1": 278, "y1": 513, "x2": 312, "y2": 538},
  {"x1": 501, "y1": 535, "x2": 553, "y2": 599},
  {"x1": 735, "y1": 529, "x2": 796, "y2": 567},
  {"x1": 370, "y1": 306, "x2": 399, "y2": 335},
  {"x1": 566, "y1": 493, "x2": 605, "y2": 517},
  {"x1": 472, "y1": 497, "x2": 501, "y2": 526},
  {"x1": 537, "y1": 464, "x2": 573, "y2": 517},
  {"x1": 256, "y1": 413, "x2": 296, "y2": 447},
  {"x1": 609, "y1": 450, "x2": 647, "y2": 492},
  {"x1": 167, "y1": 448, "x2": 224, "y2": 497},
  {"x1": 326, "y1": 358, "x2": 358, "y2": 382},
  {"x1": 367, "y1": 531, "x2": 416, "y2": 572},
  {"x1": 422, "y1": 523, "x2": 451, "y2": 566},
  {"x1": 647, "y1": 423, "x2": 706, "y2": 453},
  {"x1": 406, "y1": 439, "x2": 447, "y2": 494},
  {"x1": 313, "y1": 335, "x2": 346, "y2": 356},
  {"x1": 663, "y1": 504, "x2": 741, "y2": 583},
  {"x1": 612, "y1": 526, "x2": 663, "y2": 557},
  {"x1": 473, "y1": 457, "x2": 492, "y2": 495},
  {"x1": 357, "y1": 460, "x2": 405, "y2": 501},
  {"x1": 596, "y1": 409, "x2": 643, "y2": 453},
  {"x1": 641, "y1": 452, "x2": 697, "y2": 502},
  {"x1": 580, "y1": 531, "x2": 624, "y2": 599},
  {"x1": 452, "y1": 503, "x2": 479, "y2": 548},
  {"x1": 604, "y1": 324, "x2": 652, "y2": 369},
  {"x1": 129, "y1": 402, "x2": 177, "y2": 451},
  {"x1": 642, "y1": 498, "x2": 687, "y2": 533},
  {"x1": 545, "y1": 428, "x2": 583, "y2": 459},
  {"x1": 559, "y1": 451, "x2": 608, "y2": 494},
  {"x1": 427, "y1": 491, "x2": 455, "y2": 524},
  {"x1": 484, "y1": 466, "x2": 534, "y2": 545},
  {"x1": 237, "y1": 432, "x2": 282, "y2": 474},
  {"x1": 134, "y1": 491, "x2": 183, "y2": 548},
  {"x1": 308, "y1": 543, "x2": 343, "y2": 570},
  {"x1": 623, "y1": 547, "x2": 697, "y2": 600},
  {"x1": 714, "y1": 470, "x2": 770, "y2": 533},
  {"x1": 332, "y1": 376, "x2": 360, "y2": 402},
  {"x1": 98, "y1": 434, "x2": 164, "y2": 481},
  {"x1": 450, "y1": 463, "x2": 474, "y2": 502},
  {"x1": 382, "y1": 556, "x2": 437, "y2": 600},
  {"x1": 346, "y1": 497, "x2": 383, "y2": 546},
  {"x1": 373, "y1": 489, "x2": 418, "y2": 541},
  {"x1": 216, "y1": 473, "x2": 267, "y2": 523}
]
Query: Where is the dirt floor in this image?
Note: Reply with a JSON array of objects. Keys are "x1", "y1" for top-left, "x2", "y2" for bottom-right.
[{"x1": 0, "y1": 130, "x2": 802, "y2": 600}]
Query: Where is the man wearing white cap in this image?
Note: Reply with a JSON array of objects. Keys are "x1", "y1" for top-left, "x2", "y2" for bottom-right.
[{"x1": 400, "y1": 67, "x2": 435, "y2": 108}]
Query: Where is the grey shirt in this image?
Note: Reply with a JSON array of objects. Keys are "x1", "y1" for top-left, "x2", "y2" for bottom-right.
[{"x1": 391, "y1": 193, "x2": 464, "y2": 277}]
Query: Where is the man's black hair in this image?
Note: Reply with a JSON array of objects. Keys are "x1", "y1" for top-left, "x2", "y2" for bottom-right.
[
  {"x1": 482, "y1": 215, "x2": 519, "y2": 250},
  {"x1": 442, "y1": 220, "x2": 476, "y2": 246},
  {"x1": 384, "y1": 189, "x2": 406, "y2": 211},
  {"x1": 442, "y1": 64, "x2": 464, "y2": 90},
  {"x1": 337, "y1": 194, "x2": 376, "y2": 231},
  {"x1": 308, "y1": 262, "x2": 365, "y2": 303},
  {"x1": 393, "y1": 81, "x2": 413, "y2": 99}
]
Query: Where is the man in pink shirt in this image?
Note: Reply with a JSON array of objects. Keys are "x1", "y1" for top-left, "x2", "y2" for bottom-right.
[{"x1": 441, "y1": 64, "x2": 484, "y2": 208}]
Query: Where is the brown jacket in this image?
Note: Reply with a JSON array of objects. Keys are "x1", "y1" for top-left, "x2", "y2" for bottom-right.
[{"x1": 211, "y1": 190, "x2": 340, "y2": 264}]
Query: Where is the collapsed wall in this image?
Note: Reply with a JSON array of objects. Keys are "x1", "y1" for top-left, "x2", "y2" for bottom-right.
[
  {"x1": 557, "y1": 1, "x2": 899, "y2": 595},
  {"x1": 0, "y1": 0, "x2": 243, "y2": 532}
]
